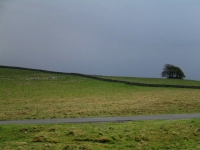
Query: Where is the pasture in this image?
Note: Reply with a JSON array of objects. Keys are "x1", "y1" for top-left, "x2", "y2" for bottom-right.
[
  {"x1": 98, "y1": 75, "x2": 200, "y2": 86},
  {"x1": 0, "y1": 67, "x2": 200, "y2": 149},
  {"x1": 0, "y1": 68, "x2": 200, "y2": 120}
]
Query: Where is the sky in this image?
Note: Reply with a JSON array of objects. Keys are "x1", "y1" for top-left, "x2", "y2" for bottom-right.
[{"x1": 0, "y1": 0, "x2": 200, "y2": 80}]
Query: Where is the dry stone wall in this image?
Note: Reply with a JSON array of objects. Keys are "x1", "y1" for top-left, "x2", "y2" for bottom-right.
[{"x1": 1, "y1": 65, "x2": 200, "y2": 89}]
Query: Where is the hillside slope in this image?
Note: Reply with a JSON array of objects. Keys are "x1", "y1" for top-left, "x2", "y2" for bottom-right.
[{"x1": 0, "y1": 66, "x2": 200, "y2": 120}]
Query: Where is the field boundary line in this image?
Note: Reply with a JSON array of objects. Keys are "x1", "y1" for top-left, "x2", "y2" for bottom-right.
[{"x1": 1, "y1": 65, "x2": 200, "y2": 89}]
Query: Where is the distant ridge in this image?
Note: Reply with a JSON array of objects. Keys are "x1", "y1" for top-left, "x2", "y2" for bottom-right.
[
  {"x1": 0, "y1": 65, "x2": 75, "y2": 74},
  {"x1": 1, "y1": 65, "x2": 200, "y2": 89}
]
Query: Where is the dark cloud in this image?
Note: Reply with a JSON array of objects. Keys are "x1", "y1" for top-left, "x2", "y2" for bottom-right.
[{"x1": 0, "y1": 0, "x2": 200, "y2": 80}]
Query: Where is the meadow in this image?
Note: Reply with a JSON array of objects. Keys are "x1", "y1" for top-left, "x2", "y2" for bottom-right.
[
  {"x1": 0, "y1": 67, "x2": 200, "y2": 149},
  {"x1": 0, "y1": 68, "x2": 200, "y2": 120},
  {"x1": 98, "y1": 76, "x2": 200, "y2": 86}
]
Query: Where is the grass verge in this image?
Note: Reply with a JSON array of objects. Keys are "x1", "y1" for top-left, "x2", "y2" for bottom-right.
[{"x1": 0, "y1": 119, "x2": 200, "y2": 150}]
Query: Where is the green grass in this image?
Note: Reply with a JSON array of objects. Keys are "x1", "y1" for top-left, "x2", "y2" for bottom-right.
[
  {"x1": 0, "y1": 119, "x2": 200, "y2": 150},
  {"x1": 1, "y1": 68, "x2": 200, "y2": 120},
  {"x1": 98, "y1": 76, "x2": 200, "y2": 86},
  {"x1": 1, "y1": 67, "x2": 200, "y2": 150}
]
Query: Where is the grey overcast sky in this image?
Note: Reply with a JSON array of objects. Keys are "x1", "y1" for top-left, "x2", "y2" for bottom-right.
[{"x1": 0, "y1": 0, "x2": 200, "y2": 80}]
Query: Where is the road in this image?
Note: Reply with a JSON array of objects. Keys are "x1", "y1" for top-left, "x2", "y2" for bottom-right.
[{"x1": 0, "y1": 114, "x2": 200, "y2": 125}]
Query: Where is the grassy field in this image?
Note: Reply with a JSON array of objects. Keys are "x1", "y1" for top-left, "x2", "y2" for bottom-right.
[
  {"x1": 98, "y1": 76, "x2": 200, "y2": 86},
  {"x1": 0, "y1": 119, "x2": 200, "y2": 150},
  {"x1": 0, "y1": 68, "x2": 200, "y2": 120},
  {"x1": 0, "y1": 67, "x2": 200, "y2": 149}
]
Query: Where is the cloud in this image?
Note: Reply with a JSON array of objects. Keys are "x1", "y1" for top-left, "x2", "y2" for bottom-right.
[{"x1": 0, "y1": 0, "x2": 200, "y2": 80}]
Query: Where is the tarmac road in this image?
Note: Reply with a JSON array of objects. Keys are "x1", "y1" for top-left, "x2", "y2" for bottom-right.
[{"x1": 0, "y1": 114, "x2": 200, "y2": 125}]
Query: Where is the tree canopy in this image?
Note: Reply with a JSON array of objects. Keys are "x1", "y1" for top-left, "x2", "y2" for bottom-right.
[{"x1": 161, "y1": 64, "x2": 186, "y2": 79}]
